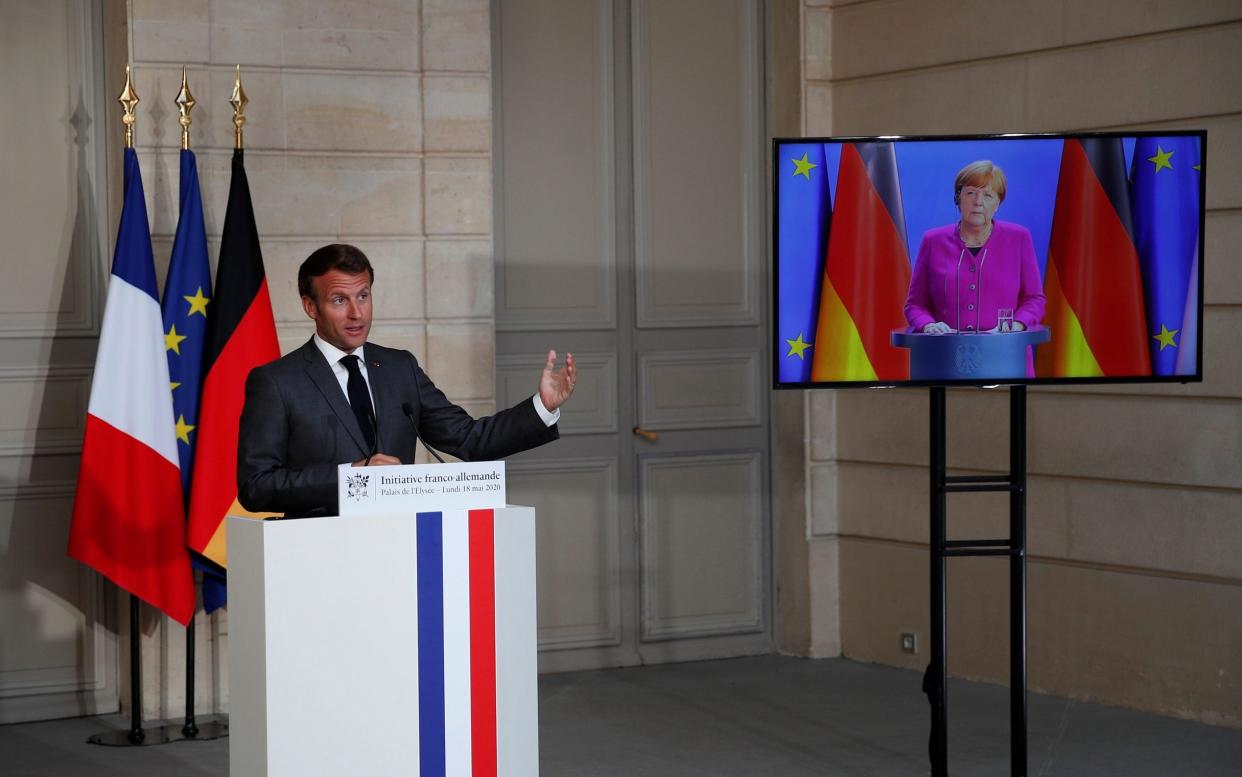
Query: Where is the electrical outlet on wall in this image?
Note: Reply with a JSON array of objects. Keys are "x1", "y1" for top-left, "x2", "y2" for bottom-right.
[{"x1": 901, "y1": 632, "x2": 918, "y2": 654}]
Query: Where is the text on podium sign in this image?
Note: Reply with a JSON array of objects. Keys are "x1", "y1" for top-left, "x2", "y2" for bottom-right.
[{"x1": 337, "y1": 461, "x2": 506, "y2": 516}]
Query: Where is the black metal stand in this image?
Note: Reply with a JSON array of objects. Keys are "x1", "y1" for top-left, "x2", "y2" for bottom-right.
[
  {"x1": 85, "y1": 594, "x2": 229, "y2": 746},
  {"x1": 183, "y1": 617, "x2": 198, "y2": 738},
  {"x1": 179, "y1": 614, "x2": 230, "y2": 742},
  {"x1": 926, "y1": 385, "x2": 1028, "y2": 776},
  {"x1": 86, "y1": 595, "x2": 148, "y2": 746}
]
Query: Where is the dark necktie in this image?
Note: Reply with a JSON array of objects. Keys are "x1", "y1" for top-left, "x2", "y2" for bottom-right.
[{"x1": 340, "y1": 354, "x2": 376, "y2": 453}]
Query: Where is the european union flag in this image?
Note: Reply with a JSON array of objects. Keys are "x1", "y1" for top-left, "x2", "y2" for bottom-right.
[
  {"x1": 161, "y1": 149, "x2": 211, "y2": 487},
  {"x1": 160, "y1": 149, "x2": 224, "y2": 611},
  {"x1": 777, "y1": 143, "x2": 830, "y2": 383},
  {"x1": 1130, "y1": 135, "x2": 1201, "y2": 375}
]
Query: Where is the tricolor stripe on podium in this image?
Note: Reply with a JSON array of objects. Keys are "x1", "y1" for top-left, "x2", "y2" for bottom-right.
[{"x1": 415, "y1": 509, "x2": 534, "y2": 777}]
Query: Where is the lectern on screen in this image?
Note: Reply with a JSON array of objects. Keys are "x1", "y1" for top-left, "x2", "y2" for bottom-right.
[{"x1": 773, "y1": 131, "x2": 1206, "y2": 389}]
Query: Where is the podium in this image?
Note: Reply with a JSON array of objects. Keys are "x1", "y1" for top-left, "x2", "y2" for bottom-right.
[
  {"x1": 228, "y1": 507, "x2": 538, "y2": 777},
  {"x1": 891, "y1": 326, "x2": 1050, "y2": 381}
]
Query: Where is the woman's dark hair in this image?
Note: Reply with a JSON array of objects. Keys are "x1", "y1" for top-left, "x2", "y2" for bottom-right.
[{"x1": 297, "y1": 243, "x2": 375, "y2": 300}]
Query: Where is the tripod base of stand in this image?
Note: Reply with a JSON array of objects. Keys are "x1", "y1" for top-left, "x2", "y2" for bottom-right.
[{"x1": 86, "y1": 715, "x2": 229, "y2": 746}]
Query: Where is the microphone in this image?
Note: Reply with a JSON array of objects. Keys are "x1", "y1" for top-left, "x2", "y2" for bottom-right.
[{"x1": 401, "y1": 402, "x2": 445, "y2": 464}]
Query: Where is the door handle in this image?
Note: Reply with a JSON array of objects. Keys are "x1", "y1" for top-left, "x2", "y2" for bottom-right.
[{"x1": 632, "y1": 426, "x2": 659, "y2": 442}]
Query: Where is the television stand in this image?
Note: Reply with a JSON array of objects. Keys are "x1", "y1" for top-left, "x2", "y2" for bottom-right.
[{"x1": 926, "y1": 385, "x2": 1028, "y2": 777}]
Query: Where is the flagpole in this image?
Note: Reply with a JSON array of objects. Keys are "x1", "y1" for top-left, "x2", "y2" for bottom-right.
[
  {"x1": 121, "y1": 65, "x2": 145, "y2": 748},
  {"x1": 87, "y1": 64, "x2": 148, "y2": 748},
  {"x1": 173, "y1": 66, "x2": 242, "y2": 745},
  {"x1": 169, "y1": 67, "x2": 229, "y2": 744},
  {"x1": 232, "y1": 63, "x2": 247, "y2": 150},
  {"x1": 173, "y1": 65, "x2": 203, "y2": 741}
]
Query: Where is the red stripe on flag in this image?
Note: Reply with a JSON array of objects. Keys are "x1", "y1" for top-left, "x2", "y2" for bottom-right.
[
  {"x1": 1048, "y1": 140, "x2": 1150, "y2": 376},
  {"x1": 822, "y1": 144, "x2": 911, "y2": 380},
  {"x1": 188, "y1": 278, "x2": 281, "y2": 558},
  {"x1": 69, "y1": 415, "x2": 195, "y2": 625},
  {"x1": 469, "y1": 509, "x2": 497, "y2": 777}
]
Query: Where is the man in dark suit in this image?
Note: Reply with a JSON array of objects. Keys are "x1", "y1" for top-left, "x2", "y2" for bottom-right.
[{"x1": 237, "y1": 243, "x2": 575, "y2": 517}]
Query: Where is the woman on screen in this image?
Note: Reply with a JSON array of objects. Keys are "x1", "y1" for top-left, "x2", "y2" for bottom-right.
[{"x1": 904, "y1": 160, "x2": 1045, "y2": 336}]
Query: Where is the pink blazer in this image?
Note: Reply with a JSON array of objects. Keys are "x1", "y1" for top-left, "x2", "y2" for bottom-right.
[{"x1": 904, "y1": 220, "x2": 1046, "y2": 333}]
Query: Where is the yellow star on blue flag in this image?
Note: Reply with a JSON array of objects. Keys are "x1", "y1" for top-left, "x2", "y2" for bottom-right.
[
  {"x1": 1147, "y1": 145, "x2": 1173, "y2": 173},
  {"x1": 791, "y1": 153, "x2": 817, "y2": 180},
  {"x1": 165, "y1": 325, "x2": 187, "y2": 354},
  {"x1": 785, "y1": 333, "x2": 812, "y2": 359},
  {"x1": 1153, "y1": 324, "x2": 1178, "y2": 351},
  {"x1": 174, "y1": 414, "x2": 196, "y2": 445},
  {"x1": 184, "y1": 287, "x2": 210, "y2": 317}
]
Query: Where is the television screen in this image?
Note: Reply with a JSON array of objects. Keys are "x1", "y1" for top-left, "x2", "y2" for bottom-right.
[{"x1": 773, "y1": 131, "x2": 1206, "y2": 389}]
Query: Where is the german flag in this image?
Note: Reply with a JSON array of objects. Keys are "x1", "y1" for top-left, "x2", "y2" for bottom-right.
[
  {"x1": 1037, "y1": 138, "x2": 1150, "y2": 377},
  {"x1": 811, "y1": 142, "x2": 911, "y2": 381},
  {"x1": 187, "y1": 149, "x2": 281, "y2": 603}
]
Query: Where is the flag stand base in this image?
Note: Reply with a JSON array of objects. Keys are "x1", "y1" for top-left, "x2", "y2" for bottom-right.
[
  {"x1": 86, "y1": 715, "x2": 229, "y2": 747},
  {"x1": 84, "y1": 596, "x2": 230, "y2": 747}
]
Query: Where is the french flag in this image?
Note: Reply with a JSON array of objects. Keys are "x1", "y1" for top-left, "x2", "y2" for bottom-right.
[
  {"x1": 415, "y1": 509, "x2": 537, "y2": 777},
  {"x1": 68, "y1": 149, "x2": 195, "y2": 626}
]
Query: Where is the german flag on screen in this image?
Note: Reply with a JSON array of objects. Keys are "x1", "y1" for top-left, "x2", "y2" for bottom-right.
[
  {"x1": 811, "y1": 142, "x2": 911, "y2": 382},
  {"x1": 1037, "y1": 138, "x2": 1150, "y2": 378}
]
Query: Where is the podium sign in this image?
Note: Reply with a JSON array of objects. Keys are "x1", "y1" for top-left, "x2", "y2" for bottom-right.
[{"x1": 338, "y1": 461, "x2": 505, "y2": 516}]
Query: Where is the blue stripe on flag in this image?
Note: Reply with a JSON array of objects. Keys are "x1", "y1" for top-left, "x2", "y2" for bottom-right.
[
  {"x1": 112, "y1": 149, "x2": 160, "y2": 301},
  {"x1": 417, "y1": 512, "x2": 446, "y2": 777}
]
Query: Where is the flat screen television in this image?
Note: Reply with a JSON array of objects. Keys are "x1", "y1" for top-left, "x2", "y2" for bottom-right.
[{"x1": 773, "y1": 131, "x2": 1206, "y2": 389}]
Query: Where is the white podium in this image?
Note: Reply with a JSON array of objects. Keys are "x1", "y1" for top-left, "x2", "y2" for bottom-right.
[{"x1": 228, "y1": 507, "x2": 538, "y2": 777}]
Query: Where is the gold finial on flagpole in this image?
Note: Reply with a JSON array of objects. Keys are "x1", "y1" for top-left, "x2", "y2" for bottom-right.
[
  {"x1": 118, "y1": 64, "x2": 139, "y2": 149},
  {"x1": 230, "y1": 65, "x2": 248, "y2": 150},
  {"x1": 175, "y1": 66, "x2": 196, "y2": 150}
]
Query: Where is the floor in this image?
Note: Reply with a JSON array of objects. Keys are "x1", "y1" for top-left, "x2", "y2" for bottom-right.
[{"x1": 3, "y1": 655, "x2": 1239, "y2": 776}]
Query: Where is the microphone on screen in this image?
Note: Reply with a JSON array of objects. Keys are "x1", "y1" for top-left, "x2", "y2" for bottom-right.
[{"x1": 401, "y1": 401, "x2": 446, "y2": 464}]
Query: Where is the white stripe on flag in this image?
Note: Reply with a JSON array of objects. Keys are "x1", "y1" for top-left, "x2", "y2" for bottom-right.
[
  {"x1": 88, "y1": 275, "x2": 180, "y2": 468},
  {"x1": 442, "y1": 511, "x2": 473, "y2": 776}
]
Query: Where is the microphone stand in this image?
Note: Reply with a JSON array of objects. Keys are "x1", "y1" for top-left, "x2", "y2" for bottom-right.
[{"x1": 401, "y1": 402, "x2": 446, "y2": 464}]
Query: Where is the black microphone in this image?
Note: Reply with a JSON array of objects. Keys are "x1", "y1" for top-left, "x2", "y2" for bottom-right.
[{"x1": 401, "y1": 402, "x2": 445, "y2": 464}]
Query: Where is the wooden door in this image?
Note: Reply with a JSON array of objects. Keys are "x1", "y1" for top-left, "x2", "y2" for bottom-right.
[{"x1": 494, "y1": 0, "x2": 770, "y2": 671}]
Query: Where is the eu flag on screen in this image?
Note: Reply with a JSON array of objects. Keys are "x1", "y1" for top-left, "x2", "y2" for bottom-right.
[
  {"x1": 777, "y1": 143, "x2": 830, "y2": 383},
  {"x1": 160, "y1": 148, "x2": 222, "y2": 612},
  {"x1": 1130, "y1": 136, "x2": 1201, "y2": 375}
]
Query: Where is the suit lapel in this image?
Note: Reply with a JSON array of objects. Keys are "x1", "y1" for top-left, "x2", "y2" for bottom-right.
[{"x1": 300, "y1": 338, "x2": 369, "y2": 454}]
